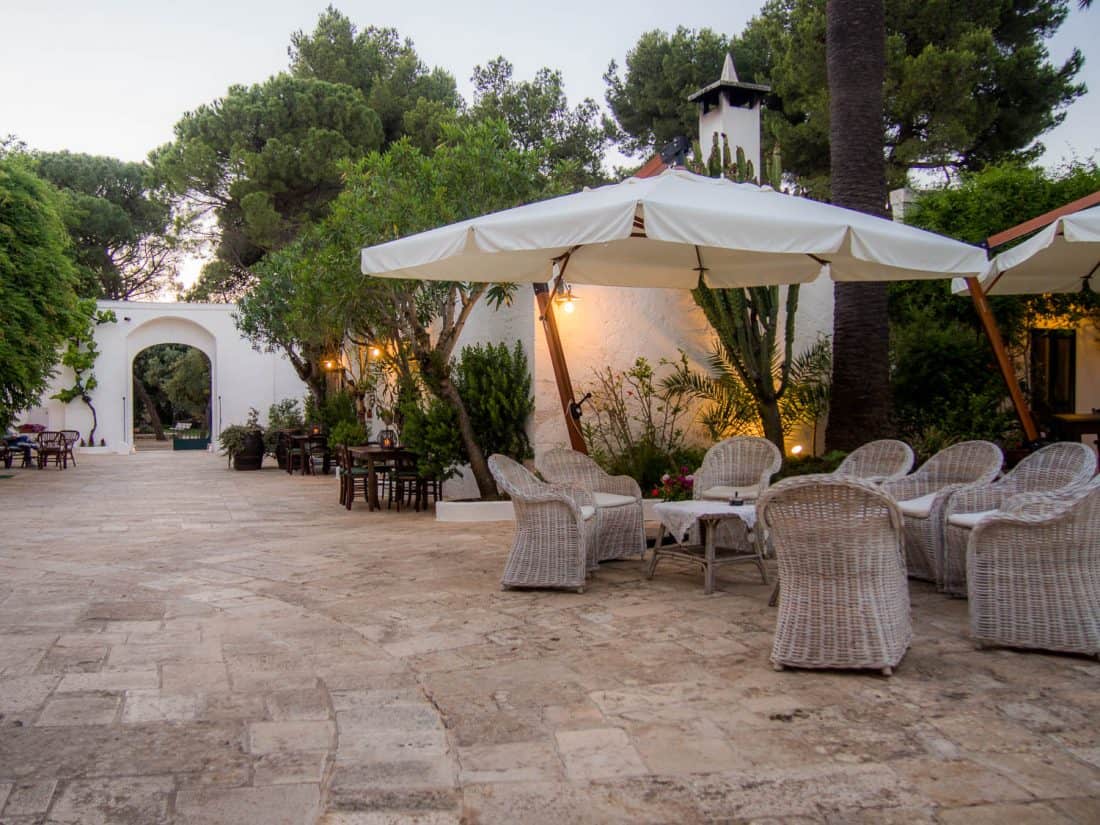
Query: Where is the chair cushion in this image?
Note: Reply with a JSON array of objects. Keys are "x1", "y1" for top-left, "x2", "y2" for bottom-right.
[
  {"x1": 947, "y1": 510, "x2": 999, "y2": 529},
  {"x1": 898, "y1": 493, "x2": 938, "y2": 518},
  {"x1": 593, "y1": 492, "x2": 637, "y2": 508},
  {"x1": 701, "y1": 484, "x2": 761, "y2": 501},
  {"x1": 580, "y1": 505, "x2": 596, "y2": 520}
]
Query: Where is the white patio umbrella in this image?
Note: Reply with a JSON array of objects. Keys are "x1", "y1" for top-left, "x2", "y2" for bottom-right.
[
  {"x1": 361, "y1": 168, "x2": 988, "y2": 287},
  {"x1": 960, "y1": 204, "x2": 1100, "y2": 296}
]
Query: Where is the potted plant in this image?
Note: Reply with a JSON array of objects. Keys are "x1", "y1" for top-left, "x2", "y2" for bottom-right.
[{"x1": 219, "y1": 408, "x2": 265, "y2": 470}]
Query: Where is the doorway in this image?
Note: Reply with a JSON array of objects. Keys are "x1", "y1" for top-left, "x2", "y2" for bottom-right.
[{"x1": 131, "y1": 344, "x2": 212, "y2": 451}]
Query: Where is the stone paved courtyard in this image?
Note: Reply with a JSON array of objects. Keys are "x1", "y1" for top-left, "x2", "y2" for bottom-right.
[{"x1": 1, "y1": 452, "x2": 1099, "y2": 824}]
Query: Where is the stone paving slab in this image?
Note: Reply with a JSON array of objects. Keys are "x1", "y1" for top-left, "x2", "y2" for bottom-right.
[{"x1": 1, "y1": 451, "x2": 1100, "y2": 823}]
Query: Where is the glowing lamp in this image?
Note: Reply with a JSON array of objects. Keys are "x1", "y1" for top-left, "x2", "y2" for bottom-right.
[
  {"x1": 790, "y1": 444, "x2": 804, "y2": 456},
  {"x1": 555, "y1": 285, "x2": 579, "y2": 314}
]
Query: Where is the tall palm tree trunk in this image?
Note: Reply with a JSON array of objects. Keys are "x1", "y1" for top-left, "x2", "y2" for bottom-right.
[{"x1": 823, "y1": 0, "x2": 892, "y2": 452}]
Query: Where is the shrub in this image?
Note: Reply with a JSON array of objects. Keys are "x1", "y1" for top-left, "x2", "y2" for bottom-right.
[
  {"x1": 306, "y1": 389, "x2": 359, "y2": 433},
  {"x1": 268, "y1": 398, "x2": 304, "y2": 431},
  {"x1": 328, "y1": 420, "x2": 367, "y2": 449},
  {"x1": 399, "y1": 395, "x2": 464, "y2": 482},
  {"x1": 581, "y1": 357, "x2": 698, "y2": 491},
  {"x1": 453, "y1": 341, "x2": 534, "y2": 461},
  {"x1": 891, "y1": 313, "x2": 1018, "y2": 458}
]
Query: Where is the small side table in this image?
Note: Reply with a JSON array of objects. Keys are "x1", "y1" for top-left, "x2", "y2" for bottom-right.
[{"x1": 648, "y1": 500, "x2": 768, "y2": 595}]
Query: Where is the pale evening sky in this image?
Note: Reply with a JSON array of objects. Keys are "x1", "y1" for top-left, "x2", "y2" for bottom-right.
[{"x1": 2, "y1": 0, "x2": 1098, "y2": 289}]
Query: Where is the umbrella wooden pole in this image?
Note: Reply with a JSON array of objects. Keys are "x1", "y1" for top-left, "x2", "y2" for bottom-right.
[
  {"x1": 965, "y1": 276, "x2": 1040, "y2": 442},
  {"x1": 533, "y1": 283, "x2": 588, "y2": 454}
]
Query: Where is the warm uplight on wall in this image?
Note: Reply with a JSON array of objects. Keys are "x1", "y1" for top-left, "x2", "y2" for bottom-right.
[
  {"x1": 555, "y1": 285, "x2": 580, "y2": 314},
  {"x1": 790, "y1": 444, "x2": 804, "y2": 456}
]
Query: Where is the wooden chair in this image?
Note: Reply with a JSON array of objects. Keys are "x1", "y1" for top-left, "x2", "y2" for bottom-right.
[
  {"x1": 37, "y1": 431, "x2": 67, "y2": 469},
  {"x1": 304, "y1": 435, "x2": 329, "y2": 476},
  {"x1": 284, "y1": 432, "x2": 306, "y2": 474},
  {"x1": 389, "y1": 455, "x2": 420, "y2": 511},
  {"x1": 338, "y1": 445, "x2": 370, "y2": 510},
  {"x1": 60, "y1": 430, "x2": 80, "y2": 466}
]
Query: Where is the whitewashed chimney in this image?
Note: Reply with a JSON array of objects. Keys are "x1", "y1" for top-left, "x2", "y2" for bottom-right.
[{"x1": 688, "y1": 53, "x2": 770, "y2": 173}]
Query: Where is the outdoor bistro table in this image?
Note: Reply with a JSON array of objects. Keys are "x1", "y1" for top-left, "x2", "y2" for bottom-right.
[
  {"x1": 648, "y1": 500, "x2": 768, "y2": 595},
  {"x1": 348, "y1": 444, "x2": 418, "y2": 511}
]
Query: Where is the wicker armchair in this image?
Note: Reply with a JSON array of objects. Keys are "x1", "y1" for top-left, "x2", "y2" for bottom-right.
[
  {"x1": 537, "y1": 448, "x2": 645, "y2": 562},
  {"x1": 489, "y1": 454, "x2": 596, "y2": 592},
  {"x1": 758, "y1": 475, "x2": 911, "y2": 675},
  {"x1": 694, "y1": 436, "x2": 782, "y2": 502},
  {"x1": 941, "y1": 442, "x2": 1096, "y2": 596},
  {"x1": 37, "y1": 431, "x2": 68, "y2": 469},
  {"x1": 832, "y1": 439, "x2": 914, "y2": 483},
  {"x1": 880, "y1": 441, "x2": 1003, "y2": 582},
  {"x1": 60, "y1": 429, "x2": 80, "y2": 466},
  {"x1": 968, "y1": 477, "x2": 1100, "y2": 657}
]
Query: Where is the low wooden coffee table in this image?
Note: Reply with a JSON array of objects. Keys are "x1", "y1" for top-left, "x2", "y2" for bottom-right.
[{"x1": 648, "y1": 500, "x2": 768, "y2": 595}]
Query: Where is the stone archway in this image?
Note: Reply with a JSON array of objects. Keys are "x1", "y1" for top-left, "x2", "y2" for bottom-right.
[
  {"x1": 125, "y1": 317, "x2": 218, "y2": 447},
  {"x1": 19, "y1": 302, "x2": 306, "y2": 453}
]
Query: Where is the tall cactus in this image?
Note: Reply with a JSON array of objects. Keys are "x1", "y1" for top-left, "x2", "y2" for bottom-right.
[{"x1": 687, "y1": 140, "x2": 801, "y2": 451}]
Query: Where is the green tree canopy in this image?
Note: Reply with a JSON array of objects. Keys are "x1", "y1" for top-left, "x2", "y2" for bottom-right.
[
  {"x1": 152, "y1": 73, "x2": 384, "y2": 299},
  {"x1": 288, "y1": 5, "x2": 462, "y2": 146},
  {"x1": 0, "y1": 157, "x2": 83, "y2": 428},
  {"x1": 890, "y1": 160, "x2": 1100, "y2": 450},
  {"x1": 34, "y1": 151, "x2": 179, "y2": 300},
  {"x1": 607, "y1": 2, "x2": 1085, "y2": 195},
  {"x1": 238, "y1": 120, "x2": 545, "y2": 497},
  {"x1": 470, "y1": 57, "x2": 612, "y2": 187},
  {"x1": 604, "y1": 27, "x2": 732, "y2": 157}
]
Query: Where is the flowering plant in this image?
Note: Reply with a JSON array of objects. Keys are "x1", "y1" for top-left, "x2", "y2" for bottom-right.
[{"x1": 650, "y1": 467, "x2": 694, "y2": 501}]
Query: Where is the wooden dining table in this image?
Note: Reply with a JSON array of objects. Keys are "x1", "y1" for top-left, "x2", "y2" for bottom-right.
[{"x1": 348, "y1": 444, "x2": 418, "y2": 511}]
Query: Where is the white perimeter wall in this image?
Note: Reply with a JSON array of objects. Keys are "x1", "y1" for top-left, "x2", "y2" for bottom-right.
[{"x1": 19, "y1": 301, "x2": 306, "y2": 452}]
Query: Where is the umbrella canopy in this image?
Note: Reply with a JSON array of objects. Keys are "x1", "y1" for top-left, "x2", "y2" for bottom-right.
[
  {"x1": 969, "y1": 205, "x2": 1100, "y2": 296},
  {"x1": 361, "y1": 168, "x2": 987, "y2": 287}
]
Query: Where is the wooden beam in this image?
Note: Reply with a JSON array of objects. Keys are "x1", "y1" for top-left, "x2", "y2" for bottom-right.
[
  {"x1": 533, "y1": 283, "x2": 587, "y2": 454},
  {"x1": 987, "y1": 189, "x2": 1100, "y2": 250},
  {"x1": 965, "y1": 276, "x2": 1040, "y2": 443}
]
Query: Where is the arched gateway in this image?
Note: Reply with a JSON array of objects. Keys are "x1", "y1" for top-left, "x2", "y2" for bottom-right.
[{"x1": 20, "y1": 301, "x2": 305, "y2": 453}]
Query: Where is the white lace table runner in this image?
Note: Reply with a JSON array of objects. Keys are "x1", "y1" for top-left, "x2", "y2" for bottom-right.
[{"x1": 653, "y1": 500, "x2": 757, "y2": 543}]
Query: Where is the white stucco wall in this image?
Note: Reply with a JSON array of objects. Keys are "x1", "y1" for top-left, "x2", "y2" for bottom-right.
[
  {"x1": 19, "y1": 301, "x2": 306, "y2": 452},
  {"x1": 441, "y1": 277, "x2": 835, "y2": 498},
  {"x1": 1076, "y1": 322, "x2": 1100, "y2": 416}
]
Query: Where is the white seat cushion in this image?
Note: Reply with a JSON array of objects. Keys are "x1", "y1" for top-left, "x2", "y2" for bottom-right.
[
  {"x1": 701, "y1": 484, "x2": 761, "y2": 501},
  {"x1": 593, "y1": 492, "x2": 636, "y2": 508},
  {"x1": 580, "y1": 505, "x2": 596, "y2": 520},
  {"x1": 898, "y1": 493, "x2": 937, "y2": 518},
  {"x1": 947, "y1": 510, "x2": 998, "y2": 530}
]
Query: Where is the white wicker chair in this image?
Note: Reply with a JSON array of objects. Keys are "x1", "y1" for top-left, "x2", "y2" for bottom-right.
[
  {"x1": 758, "y1": 475, "x2": 911, "y2": 676},
  {"x1": 488, "y1": 454, "x2": 595, "y2": 592},
  {"x1": 968, "y1": 477, "x2": 1100, "y2": 657},
  {"x1": 536, "y1": 448, "x2": 646, "y2": 562},
  {"x1": 941, "y1": 442, "x2": 1096, "y2": 596},
  {"x1": 880, "y1": 441, "x2": 1003, "y2": 582},
  {"x1": 693, "y1": 436, "x2": 783, "y2": 503},
  {"x1": 832, "y1": 439, "x2": 915, "y2": 483}
]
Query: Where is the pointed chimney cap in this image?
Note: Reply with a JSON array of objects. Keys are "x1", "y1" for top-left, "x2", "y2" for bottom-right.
[
  {"x1": 688, "y1": 52, "x2": 770, "y2": 103},
  {"x1": 721, "y1": 53, "x2": 738, "y2": 83}
]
